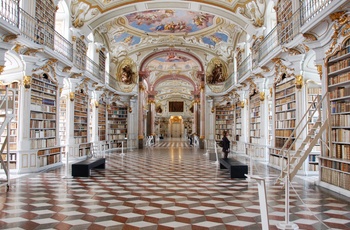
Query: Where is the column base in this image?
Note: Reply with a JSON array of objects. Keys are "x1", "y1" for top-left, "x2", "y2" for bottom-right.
[{"x1": 276, "y1": 222, "x2": 299, "y2": 230}]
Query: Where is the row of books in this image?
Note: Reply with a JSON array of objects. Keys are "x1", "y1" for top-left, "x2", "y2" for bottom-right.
[
  {"x1": 275, "y1": 138, "x2": 294, "y2": 149},
  {"x1": 275, "y1": 129, "x2": 294, "y2": 137},
  {"x1": 321, "y1": 167, "x2": 350, "y2": 190},
  {"x1": 331, "y1": 144, "x2": 350, "y2": 160},
  {"x1": 250, "y1": 130, "x2": 261, "y2": 136},
  {"x1": 31, "y1": 85, "x2": 56, "y2": 95},
  {"x1": 109, "y1": 124, "x2": 127, "y2": 129},
  {"x1": 322, "y1": 161, "x2": 350, "y2": 176},
  {"x1": 331, "y1": 129, "x2": 350, "y2": 142},
  {"x1": 108, "y1": 114, "x2": 127, "y2": 118},
  {"x1": 330, "y1": 87, "x2": 350, "y2": 99},
  {"x1": 31, "y1": 112, "x2": 56, "y2": 120},
  {"x1": 215, "y1": 116, "x2": 234, "y2": 120},
  {"x1": 31, "y1": 104, "x2": 56, "y2": 113},
  {"x1": 30, "y1": 120, "x2": 56, "y2": 129},
  {"x1": 216, "y1": 111, "x2": 234, "y2": 115},
  {"x1": 328, "y1": 58, "x2": 350, "y2": 73},
  {"x1": 329, "y1": 72, "x2": 350, "y2": 85},
  {"x1": 276, "y1": 111, "x2": 296, "y2": 119},
  {"x1": 250, "y1": 111, "x2": 260, "y2": 117},
  {"x1": 30, "y1": 129, "x2": 56, "y2": 138},
  {"x1": 276, "y1": 79, "x2": 294, "y2": 91},
  {"x1": 108, "y1": 134, "x2": 127, "y2": 140},
  {"x1": 108, "y1": 129, "x2": 126, "y2": 134},
  {"x1": 276, "y1": 119, "x2": 296, "y2": 129},
  {"x1": 30, "y1": 138, "x2": 56, "y2": 149},
  {"x1": 251, "y1": 117, "x2": 261, "y2": 123},
  {"x1": 276, "y1": 94, "x2": 295, "y2": 105},
  {"x1": 330, "y1": 101, "x2": 350, "y2": 113},
  {"x1": 276, "y1": 101, "x2": 296, "y2": 111},
  {"x1": 74, "y1": 137, "x2": 88, "y2": 144},
  {"x1": 216, "y1": 124, "x2": 232, "y2": 129},
  {"x1": 37, "y1": 147, "x2": 61, "y2": 156},
  {"x1": 276, "y1": 87, "x2": 295, "y2": 98},
  {"x1": 32, "y1": 78, "x2": 56, "y2": 89},
  {"x1": 331, "y1": 114, "x2": 350, "y2": 126}
]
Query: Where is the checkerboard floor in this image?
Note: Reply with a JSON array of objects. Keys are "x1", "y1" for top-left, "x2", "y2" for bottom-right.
[{"x1": 0, "y1": 140, "x2": 349, "y2": 229}]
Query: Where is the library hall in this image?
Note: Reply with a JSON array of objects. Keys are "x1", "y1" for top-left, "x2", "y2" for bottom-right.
[{"x1": 0, "y1": 0, "x2": 350, "y2": 229}]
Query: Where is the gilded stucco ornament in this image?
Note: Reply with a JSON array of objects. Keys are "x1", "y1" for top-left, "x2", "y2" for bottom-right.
[
  {"x1": 295, "y1": 75, "x2": 303, "y2": 89},
  {"x1": 0, "y1": 66, "x2": 5, "y2": 74},
  {"x1": 3, "y1": 34, "x2": 17, "y2": 42},
  {"x1": 303, "y1": 33, "x2": 317, "y2": 42},
  {"x1": 236, "y1": 0, "x2": 266, "y2": 27},
  {"x1": 70, "y1": 0, "x2": 100, "y2": 28},
  {"x1": 316, "y1": 64, "x2": 323, "y2": 80},
  {"x1": 259, "y1": 92, "x2": 265, "y2": 101}
]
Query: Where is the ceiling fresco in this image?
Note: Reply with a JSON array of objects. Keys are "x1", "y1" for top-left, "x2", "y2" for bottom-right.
[
  {"x1": 125, "y1": 10, "x2": 215, "y2": 34},
  {"x1": 113, "y1": 32, "x2": 141, "y2": 46},
  {"x1": 71, "y1": 0, "x2": 267, "y2": 114}
]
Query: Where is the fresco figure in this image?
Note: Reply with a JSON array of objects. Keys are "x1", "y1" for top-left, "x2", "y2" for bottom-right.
[
  {"x1": 209, "y1": 63, "x2": 224, "y2": 84},
  {"x1": 121, "y1": 65, "x2": 134, "y2": 85}
]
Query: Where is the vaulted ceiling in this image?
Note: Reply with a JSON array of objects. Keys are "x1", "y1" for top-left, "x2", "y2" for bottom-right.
[{"x1": 71, "y1": 0, "x2": 266, "y2": 114}]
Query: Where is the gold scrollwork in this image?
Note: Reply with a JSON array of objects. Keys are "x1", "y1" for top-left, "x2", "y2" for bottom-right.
[
  {"x1": 259, "y1": 92, "x2": 265, "y2": 101},
  {"x1": 23, "y1": 76, "x2": 31, "y2": 89},
  {"x1": 295, "y1": 75, "x2": 303, "y2": 89}
]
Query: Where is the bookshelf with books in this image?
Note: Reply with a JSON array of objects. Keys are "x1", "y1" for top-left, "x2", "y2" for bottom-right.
[
  {"x1": 0, "y1": 83, "x2": 19, "y2": 170},
  {"x1": 249, "y1": 91, "x2": 261, "y2": 144},
  {"x1": 320, "y1": 37, "x2": 350, "y2": 194},
  {"x1": 306, "y1": 86, "x2": 322, "y2": 173},
  {"x1": 269, "y1": 77, "x2": 296, "y2": 169},
  {"x1": 98, "y1": 98, "x2": 106, "y2": 141},
  {"x1": 107, "y1": 103, "x2": 127, "y2": 148},
  {"x1": 74, "y1": 89, "x2": 90, "y2": 157},
  {"x1": 215, "y1": 105, "x2": 233, "y2": 141},
  {"x1": 59, "y1": 96, "x2": 67, "y2": 156},
  {"x1": 235, "y1": 102, "x2": 242, "y2": 141},
  {"x1": 30, "y1": 74, "x2": 61, "y2": 168}
]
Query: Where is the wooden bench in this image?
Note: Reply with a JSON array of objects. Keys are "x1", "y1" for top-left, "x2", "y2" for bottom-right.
[
  {"x1": 219, "y1": 158, "x2": 248, "y2": 178},
  {"x1": 72, "y1": 158, "x2": 106, "y2": 177}
]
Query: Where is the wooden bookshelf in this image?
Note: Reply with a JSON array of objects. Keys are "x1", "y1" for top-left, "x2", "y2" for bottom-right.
[
  {"x1": 98, "y1": 98, "x2": 106, "y2": 141},
  {"x1": 107, "y1": 103, "x2": 127, "y2": 148},
  {"x1": 0, "y1": 83, "x2": 19, "y2": 170},
  {"x1": 235, "y1": 102, "x2": 242, "y2": 141},
  {"x1": 249, "y1": 92, "x2": 260, "y2": 144},
  {"x1": 215, "y1": 105, "x2": 233, "y2": 141},
  {"x1": 320, "y1": 37, "x2": 350, "y2": 192},
  {"x1": 30, "y1": 74, "x2": 60, "y2": 167},
  {"x1": 74, "y1": 89, "x2": 88, "y2": 145}
]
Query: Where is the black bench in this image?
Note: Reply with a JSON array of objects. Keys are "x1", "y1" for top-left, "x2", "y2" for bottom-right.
[
  {"x1": 72, "y1": 158, "x2": 106, "y2": 177},
  {"x1": 219, "y1": 158, "x2": 248, "y2": 178}
]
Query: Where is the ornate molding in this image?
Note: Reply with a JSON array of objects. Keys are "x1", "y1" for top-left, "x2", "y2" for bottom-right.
[
  {"x1": 260, "y1": 66, "x2": 270, "y2": 72},
  {"x1": 295, "y1": 75, "x2": 303, "y2": 89},
  {"x1": 236, "y1": 0, "x2": 266, "y2": 27},
  {"x1": 3, "y1": 34, "x2": 18, "y2": 42},
  {"x1": 316, "y1": 64, "x2": 323, "y2": 80},
  {"x1": 259, "y1": 92, "x2": 265, "y2": 101},
  {"x1": 303, "y1": 33, "x2": 317, "y2": 42},
  {"x1": 23, "y1": 48, "x2": 43, "y2": 56},
  {"x1": 0, "y1": 65, "x2": 4, "y2": 74},
  {"x1": 63, "y1": 66, "x2": 72, "y2": 73},
  {"x1": 70, "y1": 1, "x2": 100, "y2": 28}
]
